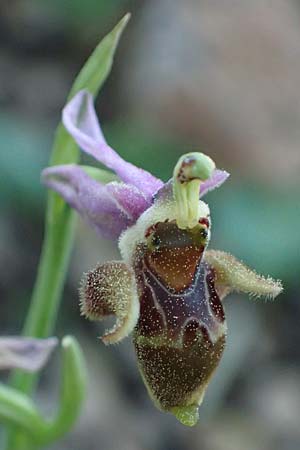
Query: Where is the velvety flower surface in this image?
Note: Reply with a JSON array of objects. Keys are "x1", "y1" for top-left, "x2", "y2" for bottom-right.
[
  {"x1": 0, "y1": 337, "x2": 57, "y2": 372},
  {"x1": 42, "y1": 90, "x2": 282, "y2": 426}
]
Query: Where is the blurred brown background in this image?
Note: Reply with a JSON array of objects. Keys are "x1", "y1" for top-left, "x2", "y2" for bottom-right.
[{"x1": 1, "y1": 1, "x2": 300, "y2": 449}]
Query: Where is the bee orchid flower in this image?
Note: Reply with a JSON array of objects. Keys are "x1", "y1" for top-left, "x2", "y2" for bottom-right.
[
  {"x1": 0, "y1": 337, "x2": 57, "y2": 372},
  {"x1": 42, "y1": 90, "x2": 282, "y2": 426}
]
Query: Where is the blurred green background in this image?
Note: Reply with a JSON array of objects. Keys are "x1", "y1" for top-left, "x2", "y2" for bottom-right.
[{"x1": 1, "y1": 1, "x2": 300, "y2": 449}]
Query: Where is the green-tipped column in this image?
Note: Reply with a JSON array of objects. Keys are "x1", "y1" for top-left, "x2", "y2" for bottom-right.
[{"x1": 173, "y1": 152, "x2": 215, "y2": 229}]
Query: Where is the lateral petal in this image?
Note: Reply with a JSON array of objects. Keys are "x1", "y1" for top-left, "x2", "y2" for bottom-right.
[
  {"x1": 199, "y1": 169, "x2": 230, "y2": 197},
  {"x1": 62, "y1": 90, "x2": 163, "y2": 199},
  {"x1": 205, "y1": 250, "x2": 283, "y2": 300},
  {"x1": 80, "y1": 261, "x2": 139, "y2": 344},
  {"x1": 42, "y1": 165, "x2": 149, "y2": 239}
]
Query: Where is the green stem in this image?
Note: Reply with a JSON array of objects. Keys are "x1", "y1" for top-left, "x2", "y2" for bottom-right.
[
  {"x1": 10, "y1": 206, "x2": 76, "y2": 391},
  {"x1": 0, "y1": 383, "x2": 47, "y2": 440},
  {"x1": 6, "y1": 200, "x2": 77, "y2": 450},
  {"x1": 1, "y1": 336, "x2": 86, "y2": 449},
  {"x1": 41, "y1": 336, "x2": 86, "y2": 443},
  {"x1": 5, "y1": 14, "x2": 130, "y2": 450}
]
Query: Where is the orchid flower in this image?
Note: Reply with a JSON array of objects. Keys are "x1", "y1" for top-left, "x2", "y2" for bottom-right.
[
  {"x1": 42, "y1": 90, "x2": 282, "y2": 426},
  {"x1": 0, "y1": 337, "x2": 57, "y2": 372}
]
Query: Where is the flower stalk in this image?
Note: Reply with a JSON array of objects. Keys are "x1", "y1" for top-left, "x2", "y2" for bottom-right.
[
  {"x1": 1, "y1": 337, "x2": 86, "y2": 448},
  {"x1": 4, "y1": 14, "x2": 130, "y2": 450}
]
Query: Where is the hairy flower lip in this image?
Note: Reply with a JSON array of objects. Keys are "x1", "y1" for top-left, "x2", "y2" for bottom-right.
[{"x1": 135, "y1": 255, "x2": 226, "y2": 339}]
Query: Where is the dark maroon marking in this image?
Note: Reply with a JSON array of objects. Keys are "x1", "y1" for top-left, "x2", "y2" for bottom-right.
[
  {"x1": 134, "y1": 246, "x2": 226, "y2": 340},
  {"x1": 199, "y1": 217, "x2": 210, "y2": 228},
  {"x1": 199, "y1": 324, "x2": 213, "y2": 347},
  {"x1": 205, "y1": 265, "x2": 225, "y2": 323},
  {"x1": 145, "y1": 223, "x2": 158, "y2": 238},
  {"x1": 138, "y1": 282, "x2": 165, "y2": 336},
  {"x1": 182, "y1": 319, "x2": 201, "y2": 348},
  {"x1": 177, "y1": 157, "x2": 199, "y2": 183}
]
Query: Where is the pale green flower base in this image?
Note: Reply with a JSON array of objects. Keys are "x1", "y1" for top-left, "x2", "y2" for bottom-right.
[{"x1": 171, "y1": 405, "x2": 200, "y2": 427}]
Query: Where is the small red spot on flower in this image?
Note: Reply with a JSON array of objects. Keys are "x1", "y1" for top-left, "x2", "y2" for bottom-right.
[
  {"x1": 199, "y1": 217, "x2": 209, "y2": 228},
  {"x1": 145, "y1": 223, "x2": 158, "y2": 238}
]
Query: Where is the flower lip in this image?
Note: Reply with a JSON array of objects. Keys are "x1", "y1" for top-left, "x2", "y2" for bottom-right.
[{"x1": 133, "y1": 250, "x2": 227, "y2": 417}]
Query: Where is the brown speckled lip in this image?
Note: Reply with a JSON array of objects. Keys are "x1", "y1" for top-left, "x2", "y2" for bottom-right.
[
  {"x1": 134, "y1": 333, "x2": 226, "y2": 410},
  {"x1": 146, "y1": 245, "x2": 204, "y2": 292},
  {"x1": 144, "y1": 220, "x2": 207, "y2": 292},
  {"x1": 135, "y1": 255, "x2": 225, "y2": 340},
  {"x1": 133, "y1": 220, "x2": 227, "y2": 410}
]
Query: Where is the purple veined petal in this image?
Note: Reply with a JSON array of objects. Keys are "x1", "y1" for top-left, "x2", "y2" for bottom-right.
[
  {"x1": 42, "y1": 165, "x2": 150, "y2": 239},
  {"x1": 42, "y1": 164, "x2": 130, "y2": 239},
  {"x1": 62, "y1": 90, "x2": 164, "y2": 199},
  {"x1": 152, "y1": 179, "x2": 173, "y2": 203},
  {"x1": 0, "y1": 337, "x2": 58, "y2": 372},
  {"x1": 106, "y1": 182, "x2": 150, "y2": 221},
  {"x1": 199, "y1": 169, "x2": 230, "y2": 197}
]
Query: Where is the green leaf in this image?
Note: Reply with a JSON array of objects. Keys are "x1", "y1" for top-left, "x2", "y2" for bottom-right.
[
  {"x1": 1, "y1": 337, "x2": 86, "y2": 447},
  {"x1": 68, "y1": 13, "x2": 130, "y2": 101},
  {"x1": 40, "y1": 336, "x2": 87, "y2": 445},
  {"x1": 0, "y1": 383, "x2": 46, "y2": 439}
]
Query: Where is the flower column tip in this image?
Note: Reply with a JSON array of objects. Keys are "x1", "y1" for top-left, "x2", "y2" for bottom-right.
[{"x1": 173, "y1": 153, "x2": 215, "y2": 229}]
